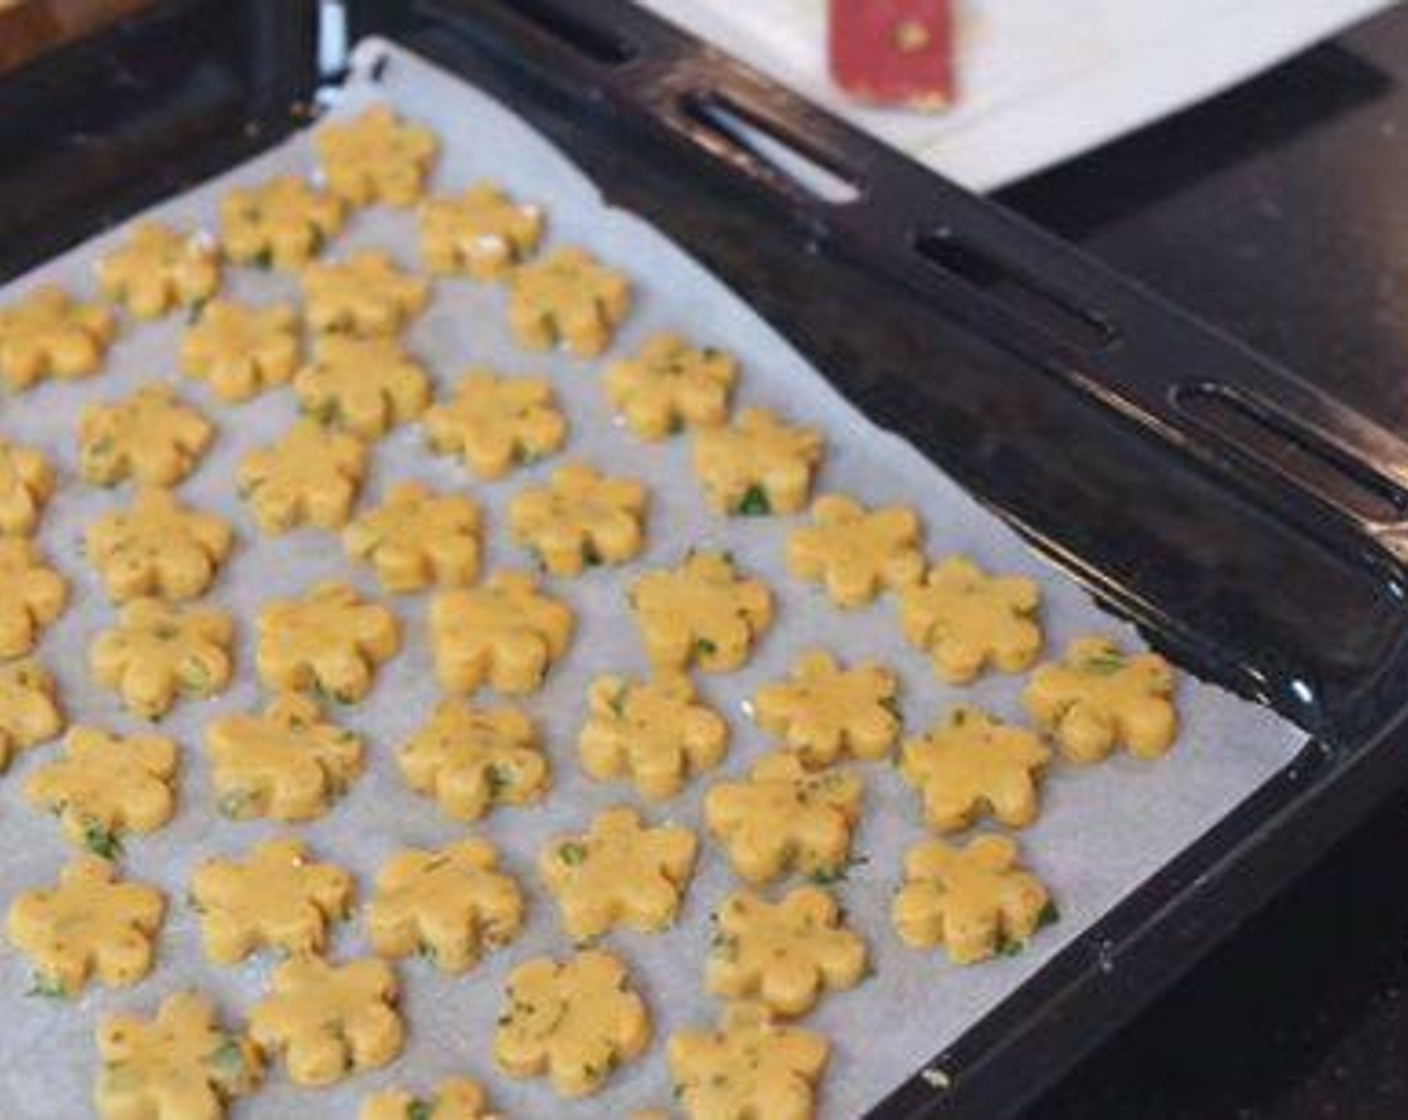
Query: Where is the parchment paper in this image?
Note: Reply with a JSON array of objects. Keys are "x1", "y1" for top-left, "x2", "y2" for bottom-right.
[{"x1": 0, "y1": 38, "x2": 1304, "y2": 1119}]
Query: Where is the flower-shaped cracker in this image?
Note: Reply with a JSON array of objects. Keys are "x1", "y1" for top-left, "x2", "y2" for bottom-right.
[
  {"x1": 315, "y1": 105, "x2": 440, "y2": 207},
  {"x1": 361, "y1": 1078, "x2": 495, "y2": 1120},
  {"x1": 0, "y1": 285, "x2": 115, "y2": 389},
  {"x1": 0, "y1": 436, "x2": 55, "y2": 535},
  {"x1": 494, "y1": 949, "x2": 650, "y2": 1098},
  {"x1": 221, "y1": 175, "x2": 345, "y2": 269},
  {"x1": 89, "y1": 599, "x2": 234, "y2": 718},
  {"x1": 508, "y1": 461, "x2": 648, "y2": 576},
  {"x1": 343, "y1": 481, "x2": 481, "y2": 593},
  {"x1": 78, "y1": 384, "x2": 215, "y2": 487},
  {"x1": 1023, "y1": 634, "x2": 1179, "y2": 763},
  {"x1": 429, "y1": 572, "x2": 573, "y2": 694},
  {"x1": 752, "y1": 650, "x2": 900, "y2": 767},
  {"x1": 301, "y1": 249, "x2": 430, "y2": 337},
  {"x1": 85, "y1": 488, "x2": 232, "y2": 603},
  {"x1": 95, "y1": 221, "x2": 221, "y2": 319},
  {"x1": 603, "y1": 332, "x2": 737, "y2": 440},
  {"x1": 0, "y1": 659, "x2": 64, "y2": 771},
  {"x1": 897, "y1": 555, "x2": 1043, "y2": 683},
  {"x1": 181, "y1": 299, "x2": 300, "y2": 402},
  {"x1": 237, "y1": 419, "x2": 367, "y2": 534},
  {"x1": 423, "y1": 367, "x2": 567, "y2": 479},
  {"x1": 629, "y1": 550, "x2": 773, "y2": 673},
  {"x1": 294, "y1": 335, "x2": 431, "y2": 438},
  {"x1": 419, "y1": 182, "x2": 544, "y2": 278},
  {"x1": 255, "y1": 581, "x2": 400, "y2": 703},
  {"x1": 693, "y1": 407, "x2": 824, "y2": 516},
  {"x1": 786, "y1": 493, "x2": 924, "y2": 607},
  {"x1": 0, "y1": 537, "x2": 66, "y2": 657},
  {"x1": 507, "y1": 246, "x2": 631, "y2": 357}
]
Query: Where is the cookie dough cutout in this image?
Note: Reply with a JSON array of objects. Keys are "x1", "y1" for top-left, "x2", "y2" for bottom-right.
[
  {"x1": 344, "y1": 481, "x2": 481, "y2": 593},
  {"x1": 604, "y1": 332, "x2": 737, "y2": 440},
  {"x1": 1023, "y1": 635, "x2": 1179, "y2": 763},
  {"x1": 85, "y1": 488, "x2": 233, "y2": 603},
  {"x1": 301, "y1": 249, "x2": 430, "y2": 337},
  {"x1": 24, "y1": 725, "x2": 177, "y2": 857},
  {"x1": 693, "y1": 407, "x2": 824, "y2": 516},
  {"x1": 256, "y1": 581, "x2": 400, "y2": 704},
  {"x1": 495, "y1": 949, "x2": 650, "y2": 1098},
  {"x1": 630, "y1": 550, "x2": 773, "y2": 673},
  {"x1": 78, "y1": 384, "x2": 215, "y2": 488},
  {"x1": 507, "y1": 246, "x2": 631, "y2": 358},
  {"x1": 315, "y1": 105, "x2": 439, "y2": 208},
  {"x1": 182, "y1": 298, "x2": 300, "y2": 403},
  {"x1": 892, "y1": 834, "x2": 1055, "y2": 965},
  {"x1": 897, "y1": 555, "x2": 1043, "y2": 683},
  {"x1": 368, "y1": 838, "x2": 525, "y2": 972},
  {"x1": 89, "y1": 599, "x2": 234, "y2": 718},
  {"x1": 0, "y1": 537, "x2": 66, "y2": 658},
  {"x1": 419, "y1": 182, "x2": 544, "y2": 278},
  {"x1": 95, "y1": 992, "x2": 262, "y2": 1120},
  {"x1": 189, "y1": 837, "x2": 353, "y2": 964},
  {"x1": 752, "y1": 650, "x2": 900, "y2": 767},
  {"x1": 95, "y1": 222, "x2": 221, "y2": 319},
  {"x1": 0, "y1": 659, "x2": 64, "y2": 771},
  {"x1": 0, "y1": 436, "x2": 55, "y2": 535},
  {"x1": 786, "y1": 493, "x2": 924, "y2": 607},
  {"x1": 423, "y1": 367, "x2": 567, "y2": 479},
  {"x1": 221, "y1": 175, "x2": 345, "y2": 269},
  {"x1": 206, "y1": 692, "x2": 364, "y2": 822},
  {"x1": 669, "y1": 1002, "x2": 829, "y2": 1120},
  {"x1": 540, "y1": 807, "x2": 698, "y2": 939},
  {"x1": 7, "y1": 856, "x2": 164, "y2": 995},
  {"x1": 578, "y1": 673, "x2": 728, "y2": 800},
  {"x1": 900, "y1": 705, "x2": 1051, "y2": 833},
  {"x1": 0, "y1": 285, "x2": 115, "y2": 390},
  {"x1": 508, "y1": 461, "x2": 647, "y2": 576},
  {"x1": 237, "y1": 419, "x2": 367, "y2": 534},
  {"x1": 704, "y1": 752, "x2": 863, "y2": 885},
  {"x1": 429, "y1": 572, "x2": 573, "y2": 695},
  {"x1": 398, "y1": 700, "x2": 549, "y2": 822},
  {"x1": 294, "y1": 335, "x2": 431, "y2": 438},
  {"x1": 361, "y1": 1078, "x2": 495, "y2": 1120},
  {"x1": 250, "y1": 956, "x2": 403, "y2": 1088}
]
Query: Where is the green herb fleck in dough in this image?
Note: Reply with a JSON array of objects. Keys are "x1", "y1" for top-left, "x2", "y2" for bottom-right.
[
  {"x1": 558, "y1": 842, "x2": 587, "y2": 867},
  {"x1": 83, "y1": 821, "x2": 123, "y2": 860},
  {"x1": 736, "y1": 484, "x2": 771, "y2": 517},
  {"x1": 26, "y1": 972, "x2": 67, "y2": 999}
]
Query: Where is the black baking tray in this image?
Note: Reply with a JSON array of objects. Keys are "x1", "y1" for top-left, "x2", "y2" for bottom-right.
[{"x1": 5, "y1": 1, "x2": 1408, "y2": 1116}]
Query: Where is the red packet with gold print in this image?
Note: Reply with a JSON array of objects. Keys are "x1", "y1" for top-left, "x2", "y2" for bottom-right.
[{"x1": 829, "y1": 0, "x2": 955, "y2": 111}]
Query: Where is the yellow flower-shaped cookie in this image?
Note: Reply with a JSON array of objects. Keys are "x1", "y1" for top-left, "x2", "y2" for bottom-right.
[
  {"x1": 578, "y1": 673, "x2": 728, "y2": 800},
  {"x1": 250, "y1": 956, "x2": 403, "y2": 1087},
  {"x1": 205, "y1": 692, "x2": 364, "y2": 821},
  {"x1": 0, "y1": 436, "x2": 55, "y2": 534},
  {"x1": 708, "y1": 887, "x2": 867, "y2": 1018},
  {"x1": 294, "y1": 335, "x2": 431, "y2": 438},
  {"x1": 301, "y1": 249, "x2": 430, "y2": 337},
  {"x1": 786, "y1": 493, "x2": 924, "y2": 607},
  {"x1": 0, "y1": 285, "x2": 115, "y2": 389},
  {"x1": 89, "y1": 599, "x2": 234, "y2": 718},
  {"x1": 7, "y1": 856, "x2": 164, "y2": 995},
  {"x1": 603, "y1": 332, "x2": 737, "y2": 440},
  {"x1": 419, "y1": 182, "x2": 544, "y2": 278},
  {"x1": 668, "y1": 1002, "x2": 829, "y2": 1120},
  {"x1": 693, "y1": 407, "x2": 824, "y2": 516},
  {"x1": 630, "y1": 550, "x2": 773, "y2": 673},
  {"x1": 398, "y1": 700, "x2": 549, "y2": 822},
  {"x1": 429, "y1": 572, "x2": 573, "y2": 694},
  {"x1": 344, "y1": 481, "x2": 481, "y2": 593},
  {"x1": 539, "y1": 807, "x2": 698, "y2": 939},
  {"x1": 704, "y1": 752, "x2": 863, "y2": 885},
  {"x1": 95, "y1": 992, "x2": 262, "y2": 1120},
  {"x1": 24, "y1": 725, "x2": 177, "y2": 857},
  {"x1": 189, "y1": 837, "x2": 353, "y2": 964},
  {"x1": 508, "y1": 461, "x2": 648, "y2": 576},
  {"x1": 423, "y1": 367, "x2": 567, "y2": 479},
  {"x1": 95, "y1": 221, "x2": 221, "y2": 319},
  {"x1": 78, "y1": 384, "x2": 215, "y2": 487},
  {"x1": 256, "y1": 581, "x2": 400, "y2": 703},
  {"x1": 507, "y1": 246, "x2": 631, "y2": 357},
  {"x1": 85, "y1": 488, "x2": 233, "y2": 603},
  {"x1": 0, "y1": 537, "x2": 66, "y2": 657},
  {"x1": 897, "y1": 555, "x2": 1043, "y2": 683},
  {"x1": 495, "y1": 949, "x2": 650, "y2": 1098},
  {"x1": 367, "y1": 838, "x2": 525, "y2": 972},
  {"x1": 752, "y1": 650, "x2": 900, "y2": 767},
  {"x1": 900, "y1": 705, "x2": 1051, "y2": 833},
  {"x1": 892, "y1": 834, "x2": 1055, "y2": 965},
  {"x1": 221, "y1": 175, "x2": 345, "y2": 269},
  {"x1": 361, "y1": 1077, "x2": 494, "y2": 1120},
  {"x1": 0, "y1": 659, "x2": 64, "y2": 770},
  {"x1": 315, "y1": 105, "x2": 439, "y2": 207},
  {"x1": 181, "y1": 298, "x2": 300, "y2": 402},
  {"x1": 237, "y1": 419, "x2": 367, "y2": 534},
  {"x1": 1023, "y1": 635, "x2": 1179, "y2": 763}
]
